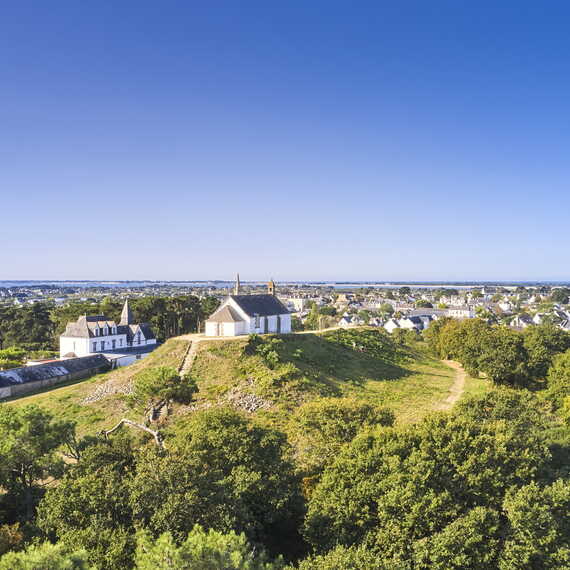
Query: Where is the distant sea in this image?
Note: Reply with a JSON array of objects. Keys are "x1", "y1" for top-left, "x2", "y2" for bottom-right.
[{"x1": 1, "y1": 280, "x2": 569, "y2": 290}]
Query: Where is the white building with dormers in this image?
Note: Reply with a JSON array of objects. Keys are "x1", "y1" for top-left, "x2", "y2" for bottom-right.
[{"x1": 59, "y1": 300, "x2": 157, "y2": 365}]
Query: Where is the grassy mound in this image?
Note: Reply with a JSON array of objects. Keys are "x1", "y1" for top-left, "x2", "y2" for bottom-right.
[
  {"x1": 186, "y1": 329, "x2": 458, "y2": 426},
  {"x1": 7, "y1": 328, "x2": 487, "y2": 437}
]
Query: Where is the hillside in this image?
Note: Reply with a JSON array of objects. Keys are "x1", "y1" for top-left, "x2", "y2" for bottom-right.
[
  {"x1": 8, "y1": 339, "x2": 190, "y2": 434},
  {"x1": 186, "y1": 329, "x2": 476, "y2": 427},
  {"x1": 7, "y1": 328, "x2": 486, "y2": 434}
]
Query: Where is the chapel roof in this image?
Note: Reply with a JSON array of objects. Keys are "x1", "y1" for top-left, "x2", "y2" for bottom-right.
[
  {"x1": 207, "y1": 305, "x2": 243, "y2": 323},
  {"x1": 230, "y1": 294, "x2": 289, "y2": 317}
]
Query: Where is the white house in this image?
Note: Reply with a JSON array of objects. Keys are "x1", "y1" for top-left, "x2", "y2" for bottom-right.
[
  {"x1": 510, "y1": 314, "x2": 534, "y2": 329},
  {"x1": 384, "y1": 318, "x2": 400, "y2": 333},
  {"x1": 205, "y1": 279, "x2": 291, "y2": 337},
  {"x1": 447, "y1": 306, "x2": 476, "y2": 319},
  {"x1": 59, "y1": 300, "x2": 157, "y2": 365},
  {"x1": 338, "y1": 315, "x2": 354, "y2": 328}
]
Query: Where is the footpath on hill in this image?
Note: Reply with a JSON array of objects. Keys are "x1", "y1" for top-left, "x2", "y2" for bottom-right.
[{"x1": 435, "y1": 360, "x2": 467, "y2": 411}]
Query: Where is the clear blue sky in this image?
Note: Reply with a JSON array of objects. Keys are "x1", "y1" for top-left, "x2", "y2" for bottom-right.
[{"x1": 1, "y1": 1, "x2": 569, "y2": 281}]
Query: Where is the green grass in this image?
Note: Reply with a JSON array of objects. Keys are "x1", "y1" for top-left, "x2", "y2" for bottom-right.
[
  {"x1": 188, "y1": 329, "x2": 461, "y2": 427},
  {"x1": 7, "y1": 339, "x2": 190, "y2": 435},
  {"x1": 5, "y1": 329, "x2": 491, "y2": 438},
  {"x1": 460, "y1": 373, "x2": 493, "y2": 402}
]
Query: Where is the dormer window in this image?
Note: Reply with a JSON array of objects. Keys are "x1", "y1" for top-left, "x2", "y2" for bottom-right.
[
  {"x1": 104, "y1": 326, "x2": 108, "y2": 335},
  {"x1": 94, "y1": 328, "x2": 99, "y2": 336}
]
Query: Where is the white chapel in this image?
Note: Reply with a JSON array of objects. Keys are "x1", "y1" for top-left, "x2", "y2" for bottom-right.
[{"x1": 205, "y1": 276, "x2": 291, "y2": 337}]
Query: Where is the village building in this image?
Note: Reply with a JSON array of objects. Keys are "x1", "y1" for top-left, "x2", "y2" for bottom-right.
[
  {"x1": 59, "y1": 300, "x2": 157, "y2": 366},
  {"x1": 205, "y1": 276, "x2": 291, "y2": 337}
]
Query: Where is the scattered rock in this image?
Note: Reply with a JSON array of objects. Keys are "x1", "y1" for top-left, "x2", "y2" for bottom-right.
[{"x1": 82, "y1": 380, "x2": 133, "y2": 404}]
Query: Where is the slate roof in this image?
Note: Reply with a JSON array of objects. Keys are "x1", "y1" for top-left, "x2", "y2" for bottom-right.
[
  {"x1": 0, "y1": 355, "x2": 110, "y2": 387},
  {"x1": 230, "y1": 294, "x2": 290, "y2": 317},
  {"x1": 208, "y1": 305, "x2": 243, "y2": 323},
  {"x1": 62, "y1": 314, "x2": 156, "y2": 341},
  {"x1": 63, "y1": 315, "x2": 118, "y2": 338}
]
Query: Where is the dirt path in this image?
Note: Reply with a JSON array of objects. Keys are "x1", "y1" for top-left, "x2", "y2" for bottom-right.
[{"x1": 435, "y1": 360, "x2": 467, "y2": 411}]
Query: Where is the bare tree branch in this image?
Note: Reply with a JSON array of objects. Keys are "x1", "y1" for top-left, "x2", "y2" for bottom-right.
[{"x1": 102, "y1": 418, "x2": 165, "y2": 450}]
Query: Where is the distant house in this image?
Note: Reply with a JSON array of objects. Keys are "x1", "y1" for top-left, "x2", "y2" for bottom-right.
[
  {"x1": 398, "y1": 316, "x2": 424, "y2": 331},
  {"x1": 498, "y1": 301, "x2": 513, "y2": 313},
  {"x1": 447, "y1": 306, "x2": 476, "y2": 319},
  {"x1": 510, "y1": 314, "x2": 534, "y2": 329},
  {"x1": 205, "y1": 277, "x2": 291, "y2": 337},
  {"x1": 59, "y1": 300, "x2": 157, "y2": 365},
  {"x1": 384, "y1": 318, "x2": 400, "y2": 333},
  {"x1": 533, "y1": 313, "x2": 545, "y2": 325},
  {"x1": 338, "y1": 316, "x2": 353, "y2": 328}
]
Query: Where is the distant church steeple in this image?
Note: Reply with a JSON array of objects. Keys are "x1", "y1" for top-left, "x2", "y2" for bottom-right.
[
  {"x1": 268, "y1": 278, "x2": 276, "y2": 296},
  {"x1": 234, "y1": 273, "x2": 241, "y2": 295},
  {"x1": 120, "y1": 299, "x2": 134, "y2": 326}
]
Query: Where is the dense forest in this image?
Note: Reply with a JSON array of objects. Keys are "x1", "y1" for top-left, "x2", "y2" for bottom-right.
[
  {"x1": 0, "y1": 325, "x2": 569, "y2": 568},
  {"x1": 0, "y1": 295, "x2": 220, "y2": 361}
]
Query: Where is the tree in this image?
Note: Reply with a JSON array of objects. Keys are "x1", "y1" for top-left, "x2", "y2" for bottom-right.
[
  {"x1": 291, "y1": 316, "x2": 303, "y2": 332},
  {"x1": 477, "y1": 327, "x2": 529, "y2": 386},
  {"x1": 378, "y1": 303, "x2": 394, "y2": 317},
  {"x1": 290, "y1": 398, "x2": 394, "y2": 473},
  {"x1": 413, "y1": 507, "x2": 501, "y2": 569},
  {"x1": 523, "y1": 324, "x2": 570, "y2": 381},
  {"x1": 37, "y1": 438, "x2": 137, "y2": 570},
  {"x1": 298, "y1": 544, "x2": 384, "y2": 570},
  {"x1": 0, "y1": 542, "x2": 90, "y2": 570},
  {"x1": 129, "y1": 408, "x2": 302, "y2": 557},
  {"x1": 303, "y1": 391, "x2": 550, "y2": 563},
  {"x1": 303, "y1": 304, "x2": 321, "y2": 331},
  {"x1": 357, "y1": 310, "x2": 371, "y2": 324},
  {"x1": 544, "y1": 349, "x2": 570, "y2": 410},
  {"x1": 319, "y1": 306, "x2": 337, "y2": 317},
  {"x1": 398, "y1": 287, "x2": 411, "y2": 297},
  {"x1": 0, "y1": 406, "x2": 74, "y2": 522},
  {"x1": 128, "y1": 366, "x2": 197, "y2": 422},
  {"x1": 500, "y1": 480, "x2": 570, "y2": 569},
  {"x1": 0, "y1": 524, "x2": 23, "y2": 556},
  {"x1": 550, "y1": 288, "x2": 570, "y2": 305},
  {"x1": 200, "y1": 296, "x2": 221, "y2": 320},
  {"x1": 415, "y1": 300, "x2": 433, "y2": 308},
  {"x1": 134, "y1": 526, "x2": 285, "y2": 570}
]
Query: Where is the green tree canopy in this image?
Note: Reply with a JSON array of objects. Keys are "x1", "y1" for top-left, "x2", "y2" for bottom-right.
[
  {"x1": 0, "y1": 406, "x2": 75, "y2": 522},
  {"x1": 135, "y1": 526, "x2": 285, "y2": 570},
  {"x1": 0, "y1": 542, "x2": 90, "y2": 570},
  {"x1": 37, "y1": 437, "x2": 137, "y2": 570},
  {"x1": 129, "y1": 408, "x2": 302, "y2": 556},
  {"x1": 290, "y1": 398, "x2": 394, "y2": 474},
  {"x1": 303, "y1": 391, "x2": 551, "y2": 566},
  {"x1": 129, "y1": 366, "x2": 197, "y2": 422}
]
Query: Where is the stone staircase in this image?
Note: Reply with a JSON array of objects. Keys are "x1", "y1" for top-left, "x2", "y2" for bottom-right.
[{"x1": 179, "y1": 340, "x2": 200, "y2": 377}]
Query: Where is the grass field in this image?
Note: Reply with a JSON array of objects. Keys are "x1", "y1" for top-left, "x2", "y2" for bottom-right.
[
  {"x1": 188, "y1": 330, "x2": 462, "y2": 426},
  {"x1": 5, "y1": 329, "x2": 490, "y2": 437}
]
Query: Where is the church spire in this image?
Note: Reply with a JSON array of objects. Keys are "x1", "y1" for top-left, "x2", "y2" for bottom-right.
[
  {"x1": 120, "y1": 298, "x2": 134, "y2": 325},
  {"x1": 268, "y1": 278, "x2": 276, "y2": 296},
  {"x1": 234, "y1": 273, "x2": 241, "y2": 295}
]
